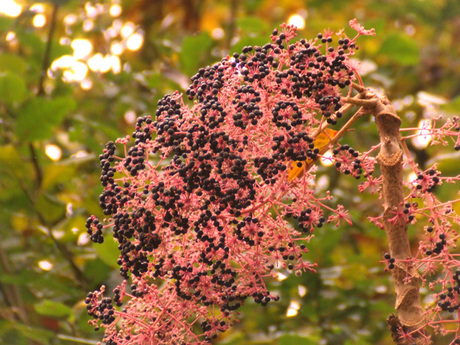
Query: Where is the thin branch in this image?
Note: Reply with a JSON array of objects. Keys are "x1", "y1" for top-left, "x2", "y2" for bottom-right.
[
  {"x1": 29, "y1": 3, "x2": 59, "y2": 188},
  {"x1": 313, "y1": 93, "x2": 369, "y2": 147},
  {"x1": 44, "y1": 224, "x2": 89, "y2": 289},
  {"x1": 28, "y1": 143, "x2": 42, "y2": 188},
  {"x1": 17, "y1": 3, "x2": 88, "y2": 289},
  {"x1": 351, "y1": 81, "x2": 367, "y2": 93},
  {"x1": 342, "y1": 96, "x2": 378, "y2": 107},
  {"x1": 0, "y1": 244, "x2": 28, "y2": 324},
  {"x1": 226, "y1": 0, "x2": 238, "y2": 50},
  {"x1": 37, "y1": 3, "x2": 58, "y2": 96}
]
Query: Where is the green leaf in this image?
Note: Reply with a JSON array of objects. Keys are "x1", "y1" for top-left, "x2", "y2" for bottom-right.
[
  {"x1": 378, "y1": 33, "x2": 419, "y2": 66},
  {"x1": 46, "y1": 0, "x2": 73, "y2": 5},
  {"x1": 16, "y1": 96, "x2": 76, "y2": 141},
  {"x1": 0, "y1": 16, "x2": 14, "y2": 31},
  {"x1": 34, "y1": 299, "x2": 72, "y2": 318},
  {"x1": 231, "y1": 35, "x2": 268, "y2": 57},
  {"x1": 84, "y1": 257, "x2": 111, "y2": 284},
  {"x1": 0, "y1": 269, "x2": 40, "y2": 285},
  {"x1": 278, "y1": 334, "x2": 319, "y2": 345},
  {"x1": 12, "y1": 323, "x2": 53, "y2": 344},
  {"x1": 34, "y1": 191, "x2": 66, "y2": 224},
  {"x1": 144, "y1": 72, "x2": 163, "y2": 89},
  {"x1": 180, "y1": 32, "x2": 213, "y2": 76},
  {"x1": 57, "y1": 334, "x2": 100, "y2": 344},
  {"x1": 93, "y1": 234, "x2": 120, "y2": 269},
  {"x1": 236, "y1": 16, "x2": 269, "y2": 34},
  {"x1": 440, "y1": 96, "x2": 460, "y2": 115},
  {"x1": 17, "y1": 31, "x2": 46, "y2": 61},
  {"x1": 0, "y1": 72, "x2": 28, "y2": 106},
  {"x1": 42, "y1": 164, "x2": 76, "y2": 190},
  {"x1": 0, "y1": 53, "x2": 27, "y2": 74},
  {"x1": 50, "y1": 39, "x2": 73, "y2": 62}
]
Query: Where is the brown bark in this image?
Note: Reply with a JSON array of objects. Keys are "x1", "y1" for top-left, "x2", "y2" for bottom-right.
[{"x1": 372, "y1": 96, "x2": 427, "y2": 344}]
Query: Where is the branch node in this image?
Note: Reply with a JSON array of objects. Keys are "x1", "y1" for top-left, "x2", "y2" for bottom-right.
[{"x1": 377, "y1": 149, "x2": 403, "y2": 167}]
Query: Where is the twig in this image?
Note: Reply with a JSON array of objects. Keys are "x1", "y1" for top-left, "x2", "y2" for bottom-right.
[
  {"x1": 226, "y1": 0, "x2": 238, "y2": 50},
  {"x1": 28, "y1": 143, "x2": 42, "y2": 188},
  {"x1": 29, "y1": 3, "x2": 59, "y2": 187},
  {"x1": 342, "y1": 96, "x2": 378, "y2": 107},
  {"x1": 37, "y1": 3, "x2": 58, "y2": 96},
  {"x1": 24, "y1": 2, "x2": 88, "y2": 289},
  {"x1": 351, "y1": 81, "x2": 367, "y2": 93},
  {"x1": 0, "y1": 244, "x2": 28, "y2": 324}
]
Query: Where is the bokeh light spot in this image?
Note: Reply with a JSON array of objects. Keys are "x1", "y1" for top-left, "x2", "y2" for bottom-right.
[
  {"x1": 71, "y1": 38, "x2": 93, "y2": 59},
  {"x1": 109, "y1": 4, "x2": 122, "y2": 17},
  {"x1": 412, "y1": 119, "x2": 432, "y2": 149},
  {"x1": 45, "y1": 144, "x2": 62, "y2": 161},
  {"x1": 110, "y1": 41, "x2": 124, "y2": 55},
  {"x1": 126, "y1": 32, "x2": 144, "y2": 51},
  {"x1": 286, "y1": 300, "x2": 301, "y2": 317},
  {"x1": 0, "y1": 0, "x2": 22, "y2": 17},
  {"x1": 211, "y1": 27, "x2": 224, "y2": 40},
  {"x1": 38, "y1": 260, "x2": 53, "y2": 271},
  {"x1": 33, "y1": 14, "x2": 47, "y2": 28},
  {"x1": 287, "y1": 14, "x2": 305, "y2": 29},
  {"x1": 121, "y1": 22, "x2": 135, "y2": 38}
]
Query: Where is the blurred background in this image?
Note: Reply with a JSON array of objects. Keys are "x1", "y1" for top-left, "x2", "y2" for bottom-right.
[{"x1": 1, "y1": 0, "x2": 460, "y2": 344}]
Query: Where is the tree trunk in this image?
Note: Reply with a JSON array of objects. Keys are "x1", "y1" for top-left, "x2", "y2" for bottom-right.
[{"x1": 373, "y1": 96, "x2": 428, "y2": 344}]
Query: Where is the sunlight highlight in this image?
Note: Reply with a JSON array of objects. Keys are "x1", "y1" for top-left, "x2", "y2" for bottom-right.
[
  {"x1": 38, "y1": 260, "x2": 53, "y2": 271},
  {"x1": 286, "y1": 300, "x2": 301, "y2": 317},
  {"x1": 320, "y1": 149, "x2": 334, "y2": 167},
  {"x1": 298, "y1": 284, "x2": 307, "y2": 297},
  {"x1": 71, "y1": 38, "x2": 93, "y2": 59},
  {"x1": 64, "y1": 61, "x2": 88, "y2": 82},
  {"x1": 87, "y1": 53, "x2": 120, "y2": 74},
  {"x1": 407, "y1": 172, "x2": 418, "y2": 185},
  {"x1": 109, "y1": 4, "x2": 122, "y2": 17},
  {"x1": 126, "y1": 32, "x2": 144, "y2": 51},
  {"x1": 412, "y1": 119, "x2": 432, "y2": 149},
  {"x1": 124, "y1": 110, "x2": 137, "y2": 124},
  {"x1": 77, "y1": 233, "x2": 90, "y2": 246},
  {"x1": 51, "y1": 54, "x2": 89, "y2": 82},
  {"x1": 121, "y1": 22, "x2": 135, "y2": 38},
  {"x1": 66, "y1": 203, "x2": 73, "y2": 217},
  {"x1": 45, "y1": 144, "x2": 62, "y2": 161},
  {"x1": 110, "y1": 41, "x2": 124, "y2": 55},
  {"x1": 6, "y1": 31, "x2": 16, "y2": 42},
  {"x1": 64, "y1": 14, "x2": 78, "y2": 26},
  {"x1": 80, "y1": 79, "x2": 93, "y2": 90},
  {"x1": 30, "y1": 3, "x2": 44, "y2": 13},
  {"x1": 276, "y1": 272, "x2": 288, "y2": 281},
  {"x1": 83, "y1": 19, "x2": 94, "y2": 32},
  {"x1": 211, "y1": 27, "x2": 224, "y2": 40},
  {"x1": 287, "y1": 14, "x2": 306, "y2": 29},
  {"x1": 33, "y1": 14, "x2": 47, "y2": 28},
  {"x1": 0, "y1": 0, "x2": 22, "y2": 17}
]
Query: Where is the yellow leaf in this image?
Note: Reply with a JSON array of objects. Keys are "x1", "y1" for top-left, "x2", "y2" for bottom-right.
[{"x1": 288, "y1": 128, "x2": 338, "y2": 182}]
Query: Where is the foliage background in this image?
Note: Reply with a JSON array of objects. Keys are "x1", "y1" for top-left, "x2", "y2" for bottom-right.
[{"x1": 1, "y1": 0, "x2": 460, "y2": 344}]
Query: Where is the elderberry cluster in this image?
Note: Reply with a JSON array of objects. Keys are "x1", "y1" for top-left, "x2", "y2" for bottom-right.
[
  {"x1": 413, "y1": 168, "x2": 440, "y2": 194},
  {"x1": 333, "y1": 144, "x2": 366, "y2": 179},
  {"x1": 437, "y1": 272, "x2": 460, "y2": 313},
  {"x1": 403, "y1": 202, "x2": 416, "y2": 223},
  {"x1": 85, "y1": 293, "x2": 116, "y2": 328},
  {"x1": 86, "y1": 23, "x2": 370, "y2": 344},
  {"x1": 384, "y1": 253, "x2": 395, "y2": 270},
  {"x1": 425, "y1": 233, "x2": 447, "y2": 256}
]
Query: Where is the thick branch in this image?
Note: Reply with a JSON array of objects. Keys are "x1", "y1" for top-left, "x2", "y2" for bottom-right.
[{"x1": 373, "y1": 96, "x2": 427, "y2": 344}]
